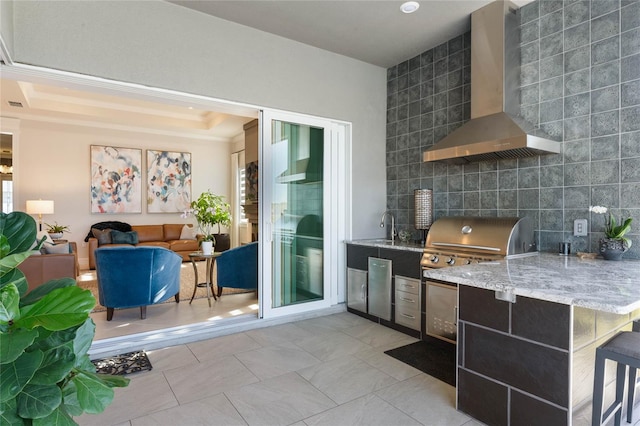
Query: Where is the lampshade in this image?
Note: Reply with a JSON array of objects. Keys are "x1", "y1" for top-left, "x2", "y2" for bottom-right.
[
  {"x1": 414, "y1": 189, "x2": 433, "y2": 230},
  {"x1": 26, "y1": 200, "x2": 55, "y2": 215}
]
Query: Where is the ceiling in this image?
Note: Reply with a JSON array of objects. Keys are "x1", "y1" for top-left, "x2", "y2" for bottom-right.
[
  {"x1": 2, "y1": 0, "x2": 533, "y2": 139},
  {"x1": 168, "y1": 0, "x2": 532, "y2": 68}
]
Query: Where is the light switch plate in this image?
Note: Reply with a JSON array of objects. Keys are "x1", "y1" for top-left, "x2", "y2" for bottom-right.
[{"x1": 574, "y1": 219, "x2": 588, "y2": 236}]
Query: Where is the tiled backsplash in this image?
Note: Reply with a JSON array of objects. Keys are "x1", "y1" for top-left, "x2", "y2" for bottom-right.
[{"x1": 386, "y1": 0, "x2": 640, "y2": 258}]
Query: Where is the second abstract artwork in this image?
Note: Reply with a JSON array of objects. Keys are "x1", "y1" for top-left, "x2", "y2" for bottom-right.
[{"x1": 146, "y1": 150, "x2": 192, "y2": 213}]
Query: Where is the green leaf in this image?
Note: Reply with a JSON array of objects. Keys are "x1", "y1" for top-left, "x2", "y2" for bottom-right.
[
  {"x1": 0, "y1": 269, "x2": 28, "y2": 296},
  {"x1": 0, "y1": 398, "x2": 24, "y2": 426},
  {"x1": 16, "y1": 383, "x2": 61, "y2": 419},
  {"x1": 20, "y1": 278, "x2": 77, "y2": 308},
  {"x1": 61, "y1": 381, "x2": 82, "y2": 417},
  {"x1": 0, "y1": 283, "x2": 21, "y2": 323},
  {"x1": 29, "y1": 346, "x2": 75, "y2": 386},
  {"x1": 32, "y1": 406, "x2": 76, "y2": 426},
  {"x1": 90, "y1": 372, "x2": 129, "y2": 389},
  {"x1": 28, "y1": 327, "x2": 76, "y2": 354},
  {"x1": 0, "y1": 350, "x2": 44, "y2": 403},
  {"x1": 0, "y1": 328, "x2": 39, "y2": 365},
  {"x1": 74, "y1": 355, "x2": 96, "y2": 373},
  {"x1": 72, "y1": 319, "x2": 94, "y2": 359},
  {"x1": 14, "y1": 287, "x2": 94, "y2": 331},
  {"x1": 71, "y1": 371, "x2": 114, "y2": 414},
  {"x1": 0, "y1": 212, "x2": 38, "y2": 256},
  {"x1": 0, "y1": 234, "x2": 9, "y2": 259}
]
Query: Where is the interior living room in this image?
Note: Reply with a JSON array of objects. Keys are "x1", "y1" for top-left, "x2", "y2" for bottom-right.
[{"x1": 1, "y1": 76, "x2": 266, "y2": 341}]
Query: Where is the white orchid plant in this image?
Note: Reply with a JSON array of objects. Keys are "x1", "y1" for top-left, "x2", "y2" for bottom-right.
[{"x1": 589, "y1": 205, "x2": 633, "y2": 248}]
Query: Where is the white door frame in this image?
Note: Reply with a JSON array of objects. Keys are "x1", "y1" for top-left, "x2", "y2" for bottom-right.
[{"x1": 259, "y1": 109, "x2": 349, "y2": 319}]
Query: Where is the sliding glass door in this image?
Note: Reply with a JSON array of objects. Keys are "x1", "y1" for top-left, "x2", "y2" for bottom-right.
[{"x1": 260, "y1": 110, "x2": 347, "y2": 318}]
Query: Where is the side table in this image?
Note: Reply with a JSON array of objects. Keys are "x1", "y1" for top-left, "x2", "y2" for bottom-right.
[{"x1": 188, "y1": 252, "x2": 221, "y2": 307}]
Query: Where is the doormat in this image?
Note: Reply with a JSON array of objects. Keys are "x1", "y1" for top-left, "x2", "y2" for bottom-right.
[
  {"x1": 92, "y1": 350, "x2": 152, "y2": 375},
  {"x1": 384, "y1": 337, "x2": 456, "y2": 387}
]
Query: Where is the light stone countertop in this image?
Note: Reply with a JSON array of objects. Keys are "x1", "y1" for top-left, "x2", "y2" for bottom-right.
[
  {"x1": 347, "y1": 239, "x2": 424, "y2": 253},
  {"x1": 422, "y1": 252, "x2": 640, "y2": 315}
]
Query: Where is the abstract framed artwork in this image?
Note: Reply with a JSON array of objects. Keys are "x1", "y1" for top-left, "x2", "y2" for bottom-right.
[
  {"x1": 90, "y1": 145, "x2": 142, "y2": 214},
  {"x1": 146, "y1": 150, "x2": 192, "y2": 213}
]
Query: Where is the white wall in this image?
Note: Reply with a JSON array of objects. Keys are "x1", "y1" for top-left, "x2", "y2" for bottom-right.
[
  {"x1": 16, "y1": 119, "x2": 231, "y2": 268},
  {"x1": 5, "y1": 0, "x2": 388, "y2": 241}
]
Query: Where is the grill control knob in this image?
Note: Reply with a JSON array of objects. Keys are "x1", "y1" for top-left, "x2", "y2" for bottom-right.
[
  {"x1": 465, "y1": 259, "x2": 472, "y2": 265},
  {"x1": 430, "y1": 255, "x2": 439, "y2": 263},
  {"x1": 446, "y1": 257, "x2": 455, "y2": 265}
]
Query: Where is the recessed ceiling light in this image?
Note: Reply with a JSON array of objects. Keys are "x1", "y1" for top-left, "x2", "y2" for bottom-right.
[{"x1": 400, "y1": 1, "x2": 420, "y2": 14}]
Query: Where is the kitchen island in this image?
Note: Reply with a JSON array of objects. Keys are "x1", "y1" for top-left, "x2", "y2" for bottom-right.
[{"x1": 423, "y1": 253, "x2": 640, "y2": 426}]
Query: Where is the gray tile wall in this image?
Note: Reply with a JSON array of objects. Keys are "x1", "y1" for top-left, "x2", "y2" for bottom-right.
[{"x1": 386, "y1": 0, "x2": 640, "y2": 258}]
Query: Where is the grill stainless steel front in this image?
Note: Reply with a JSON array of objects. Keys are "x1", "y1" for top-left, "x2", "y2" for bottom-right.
[
  {"x1": 421, "y1": 216, "x2": 537, "y2": 269},
  {"x1": 421, "y1": 216, "x2": 537, "y2": 344}
]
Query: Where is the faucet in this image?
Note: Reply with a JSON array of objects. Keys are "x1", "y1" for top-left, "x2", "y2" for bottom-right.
[{"x1": 380, "y1": 211, "x2": 397, "y2": 243}]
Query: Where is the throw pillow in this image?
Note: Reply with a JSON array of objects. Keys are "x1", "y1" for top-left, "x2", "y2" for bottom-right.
[
  {"x1": 179, "y1": 224, "x2": 197, "y2": 240},
  {"x1": 110, "y1": 229, "x2": 139, "y2": 245},
  {"x1": 42, "y1": 242, "x2": 70, "y2": 254},
  {"x1": 92, "y1": 227, "x2": 113, "y2": 246},
  {"x1": 30, "y1": 230, "x2": 54, "y2": 250}
]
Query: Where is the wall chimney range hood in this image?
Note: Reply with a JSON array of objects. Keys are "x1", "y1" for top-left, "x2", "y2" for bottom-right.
[{"x1": 423, "y1": 0, "x2": 561, "y2": 164}]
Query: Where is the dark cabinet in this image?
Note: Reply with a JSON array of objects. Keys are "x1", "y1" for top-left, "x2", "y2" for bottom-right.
[{"x1": 346, "y1": 243, "x2": 422, "y2": 337}]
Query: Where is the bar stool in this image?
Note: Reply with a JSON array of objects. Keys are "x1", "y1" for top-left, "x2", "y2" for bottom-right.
[{"x1": 592, "y1": 331, "x2": 640, "y2": 426}]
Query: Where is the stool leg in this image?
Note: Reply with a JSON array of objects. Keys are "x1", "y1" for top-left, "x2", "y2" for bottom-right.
[
  {"x1": 614, "y1": 363, "x2": 626, "y2": 426},
  {"x1": 593, "y1": 351, "x2": 606, "y2": 426},
  {"x1": 628, "y1": 367, "x2": 637, "y2": 424}
]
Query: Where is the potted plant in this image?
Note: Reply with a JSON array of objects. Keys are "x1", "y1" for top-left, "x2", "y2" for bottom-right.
[
  {"x1": 45, "y1": 221, "x2": 70, "y2": 239},
  {"x1": 183, "y1": 190, "x2": 232, "y2": 253},
  {"x1": 589, "y1": 205, "x2": 633, "y2": 260},
  {"x1": 0, "y1": 211, "x2": 129, "y2": 424}
]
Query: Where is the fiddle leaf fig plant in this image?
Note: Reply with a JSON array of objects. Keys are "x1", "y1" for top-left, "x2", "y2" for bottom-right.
[{"x1": 0, "y1": 211, "x2": 129, "y2": 425}]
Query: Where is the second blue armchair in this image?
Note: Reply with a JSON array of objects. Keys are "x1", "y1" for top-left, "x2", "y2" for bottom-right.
[{"x1": 216, "y1": 241, "x2": 258, "y2": 297}]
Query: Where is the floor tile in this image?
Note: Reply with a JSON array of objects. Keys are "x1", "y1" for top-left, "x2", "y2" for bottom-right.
[
  {"x1": 343, "y1": 321, "x2": 417, "y2": 348},
  {"x1": 234, "y1": 342, "x2": 321, "y2": 380},
  {"x1": 294, "y1": 330, "x2": 373, "y2": 361},
  {"x1": 225, "y1": 372, "x2": 336, "y2": 426},
  {"x1": 187, "y1": 331, "x2": 262, "y2": 361},
  {"x1": 163, "y1": 355, "x2": 259, "y2": 405},
  {"x1": 130, "y1": 393, "x2": 247, "y2": 425},
  {"x1": 76, "y1": 372, "x2": 178, "y2": 426},
  {"x1": 303, "y1": 394, "x2": 422, "y2": 426},
  {"x1": 146, "y1": 344, "x2": 198, "y2": 373},
  {"x1": 375, "y1": 374, "x2": 473, "y2": 426},
  {"x1": 297, "y1": 355, "x2": 398, "y2": 405},
  {"x1": 353, "y1": 347, "x2": 422, "y2": 381},
  {"x1": 294, "y1": 312, "x2": 371, "y2": 334},
  {"x1": 243, "y1": 322, "x2": 310, "y2": 347}
]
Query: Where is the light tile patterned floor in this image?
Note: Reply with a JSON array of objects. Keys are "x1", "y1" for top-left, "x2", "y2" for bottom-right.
[{"x1": 77, "y1": 312, "x2": 483, "y2": 426}]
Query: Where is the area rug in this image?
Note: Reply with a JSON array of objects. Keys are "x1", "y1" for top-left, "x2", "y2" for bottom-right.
[
  {"x1": 78, "y1": 261, "x2": 253, "y2": 313},
  {"x1": 384, "y1": 336, "x2": 456, "y2": 386},
  {"x1": 92, "y1": 350, "x2": 152, "y2": 375}
]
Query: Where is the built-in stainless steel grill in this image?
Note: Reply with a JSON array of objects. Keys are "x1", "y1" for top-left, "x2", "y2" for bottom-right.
[
  {"x1": 421, "y1": 216, "x2": 537, "y2": 344},
  {"x1": 421, "y1": 216, "x2": 537, "y2": 269}
]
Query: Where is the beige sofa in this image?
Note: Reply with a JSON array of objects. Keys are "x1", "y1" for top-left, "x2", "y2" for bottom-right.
[
  {"x1": 88, "y1": 224, "x2": 199, "y2": 269},
  {"x1": 18, "y1": 242, "x2": 79, "y2": 293}
]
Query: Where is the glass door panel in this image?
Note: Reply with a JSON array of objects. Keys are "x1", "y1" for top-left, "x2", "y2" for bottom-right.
[
  {"x1": 270, "y1": 120, "x2": 324, "y2": 308},
  {"x1": 260, "y1": 109, "x2": 343, "y2": 319}
]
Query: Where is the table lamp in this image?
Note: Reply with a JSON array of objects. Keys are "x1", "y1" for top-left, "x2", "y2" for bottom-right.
[
  {"x1": 26, "y1": 199, "x2": 54, "y2": 231},
  {"x1": 414, "y1": 189, "x2": 433, "y2": 245}
]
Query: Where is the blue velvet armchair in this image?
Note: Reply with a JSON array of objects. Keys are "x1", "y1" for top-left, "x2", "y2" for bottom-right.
[
  {"x1": 216, "y1": 241, "x2": 258, "y2": 297},
  {"x1": 95, "y1": 246, "x2": 181, "y2": 321}
]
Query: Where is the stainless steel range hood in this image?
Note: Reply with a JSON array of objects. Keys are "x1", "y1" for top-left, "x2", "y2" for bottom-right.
[{"x1": 423, "y1": 0, "x2": 561, "y2": 164}]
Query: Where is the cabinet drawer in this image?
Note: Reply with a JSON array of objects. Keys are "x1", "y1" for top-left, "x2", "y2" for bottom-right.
[
  {"x1": 395, "y1": 299, "x2": 420, "y2": 331},
  {"x1": 395, "y1": 290, "x2": 421, "y2": 331},
  {"x1": 395, "y1": 275, "x2": 420, "y2": 295}
]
